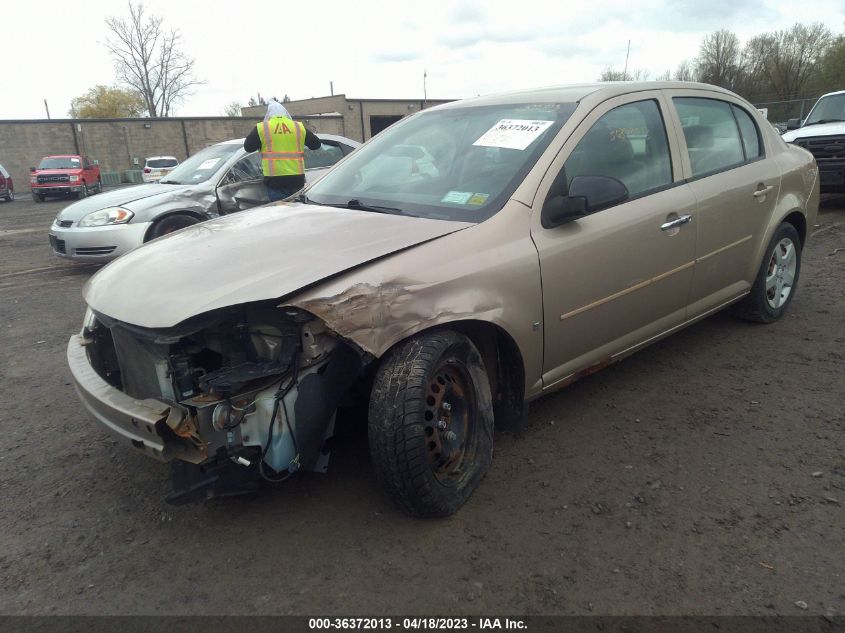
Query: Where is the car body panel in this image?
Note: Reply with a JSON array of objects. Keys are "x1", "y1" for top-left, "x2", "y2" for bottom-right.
[{"x1": 82, "y1": 202, "x2": 472, "y2": 328}]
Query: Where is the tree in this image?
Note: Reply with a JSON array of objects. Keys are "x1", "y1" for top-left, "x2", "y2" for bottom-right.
[
  {"x1": 743, "y1": 23, "x2": 833, "y2": 100},
  {"x1": 69, "y1": 85, "x2": 146, "y2": 118},
  {"x1": 105, "y1": 2, "x2": 203, "y2": 117},
  {"x1": 673, "y1": 60, "x2": 698, "y2": 82},
  {"x1": 695, "y1": 30, "x2": 744, "y2": 90},
  {"x1": 223, "y1": 101, "x2": 243, "y2": 117},
  {"x1": 247, "y1": 93, "x2": 266, "y2": 107},
  {"x1": 598, "y1": 67, "x2": 650, "y2": 81}
]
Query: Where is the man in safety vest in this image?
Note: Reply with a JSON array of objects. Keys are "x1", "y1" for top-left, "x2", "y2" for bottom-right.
[{"x1": 243, "y1": 100, "x2": 322, "y2": 201}]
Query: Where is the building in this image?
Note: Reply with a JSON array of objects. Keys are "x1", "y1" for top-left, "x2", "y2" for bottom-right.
[{"x1": 241, "y1": 95, "x2": 454, "y2": 142}]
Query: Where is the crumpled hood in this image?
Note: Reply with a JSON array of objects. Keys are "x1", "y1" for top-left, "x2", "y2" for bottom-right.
[
  {"x1": 83, "y1": 202, "x2": 471, "y2": 328},
  {"x1": 57, "y1": 183, "x2": 192, "y2": 221},
  {"x1": 782, "y1": 121, "x2": 845, "y2": 142}
]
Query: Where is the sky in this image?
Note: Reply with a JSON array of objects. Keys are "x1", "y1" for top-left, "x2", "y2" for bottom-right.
[{"x1": 1, "y1": 0, "x2": 843, "y2": 120}]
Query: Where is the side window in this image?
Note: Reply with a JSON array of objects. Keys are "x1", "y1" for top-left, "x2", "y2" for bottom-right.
[
  {"x1": 564, "y1": 99, "x2": 673, "y2": 201},
  {"x1": 304, "y1": 142, "x2": 344, "y2": 170},
  {"x1": 731, "y1": 105, "x2": 762, "y2": 160},
  {"x1": 226, "y1": 153, "x2": 262, "y2": 183},
  {"x1": 674, "y1": 98, "x2": 745, "y2": 177}
]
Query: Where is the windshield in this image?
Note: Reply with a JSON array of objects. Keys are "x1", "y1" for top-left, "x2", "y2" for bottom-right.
[
  {"x1": 160, "y1": 144, "x2": 239, "y2": 184},
  {"x1": 804, "y1": 93, "x2": 845, "y2": 126},
  {"x1": 38, "y1": 157, "x2": 81, "y2": 170},
  {"x1": 147, "y1": 158, "x2": 178, "y2": 168},
  {"x1": 304, "y1": 102, "x2": 577, "y2": 222}
]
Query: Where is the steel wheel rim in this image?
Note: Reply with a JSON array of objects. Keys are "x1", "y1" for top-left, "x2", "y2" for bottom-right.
[
  {"x1": 765, "y1": 237, "x2": 797, "y2": 309},
  {"x1": 423, "y1": 360, "x2": 476, "y2": 486}
]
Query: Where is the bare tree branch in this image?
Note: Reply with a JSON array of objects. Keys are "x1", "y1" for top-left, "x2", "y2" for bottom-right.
[{"x1": 104, "y1": 1, "x2": 204, "y2": 117}]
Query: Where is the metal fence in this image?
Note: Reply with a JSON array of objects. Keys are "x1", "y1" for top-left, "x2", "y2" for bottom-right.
[{"x1": 752, "y1": 97, "x2": 820, "y2": 125}]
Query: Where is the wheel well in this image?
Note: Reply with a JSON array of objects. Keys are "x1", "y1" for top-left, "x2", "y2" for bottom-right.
[
  {"x1": 783, "y1": 211, "x2": 806, "y2": 246},
  {"x1": 143, "y1": 210, "x2": 206, "y2": 242},
  {"x1": 435, "y1": 320, "x2": 527, "y2": 434}
]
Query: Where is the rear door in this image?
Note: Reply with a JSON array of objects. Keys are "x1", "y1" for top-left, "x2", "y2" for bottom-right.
[
  {"x1": 304, "y1": 140, "x2": 346, "y2": 182},
  {"x1": 665, "y1": 91, "x2": 779, "y2": 317},
  {"x1": 530, "y1": 92, "x2": 698, "y2": 388}
]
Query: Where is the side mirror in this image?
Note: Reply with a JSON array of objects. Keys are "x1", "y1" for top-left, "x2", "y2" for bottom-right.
[
  {"x1": 786, "y1": 118, "x2": 801, "y2": 130},
  {"x1": 542, "y1": 175, "x2": 629, "y2": 228},
  {"x1": 29, "y1": 166, "x2": 36, "y2": 172}
]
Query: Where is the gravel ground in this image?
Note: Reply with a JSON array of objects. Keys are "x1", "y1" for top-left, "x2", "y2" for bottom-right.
[{"x1": 0, "y1": 190, "x2": 843, "y2": 616}]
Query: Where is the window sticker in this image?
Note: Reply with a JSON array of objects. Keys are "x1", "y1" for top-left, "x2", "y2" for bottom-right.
[
  {"x1": 198, "y1": 158, "x2": 221, "y2": 170},
  {"x1": 441, "y1": 190, "x2": 474, "y2": 204},
  {"x1": 473, "y1": 119, "x2": 554, "y2": 150},
  {"x1": 467, "y1": 193, "x2": 489, "y2": 205}
]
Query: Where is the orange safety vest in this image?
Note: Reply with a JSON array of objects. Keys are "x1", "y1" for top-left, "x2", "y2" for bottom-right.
[{"x1": 256, "y1": 117, "x2": 306, "y2": 177}]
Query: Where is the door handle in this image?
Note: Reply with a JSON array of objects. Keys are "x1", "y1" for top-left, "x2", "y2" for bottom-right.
[
  {"x1": 660, "y1": 214, "x2": 693, "y2": 231},
  {"x1": 753, "y1": 185, "x2": 774, "y2": 198}
]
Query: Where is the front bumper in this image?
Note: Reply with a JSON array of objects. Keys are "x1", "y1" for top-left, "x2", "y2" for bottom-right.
[
  {"x1": 818, "y1": 160, "x2": 845, "y2": 192},
  {"x1": 67, "y1": 334, "x2": 182, "y2": 462},
  {"x1": 48, "y1": 221, "x2": 152, "y2": 262},
  {"x1": 32, "y1": 185, "x2": 84, "y2": 196}
]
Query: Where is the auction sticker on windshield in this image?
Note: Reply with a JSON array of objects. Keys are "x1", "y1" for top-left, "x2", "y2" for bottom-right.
[
  {"x1": 198, "y1": 158, "x2": 222, "y2": 170},
  {"x1": 473, "y1": 119, "x2": 554, "y2": 150}
]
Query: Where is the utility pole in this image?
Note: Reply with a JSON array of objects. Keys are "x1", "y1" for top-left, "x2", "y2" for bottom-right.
[
  {"x1": 623, "y1": 40, "x2": 631, "y2": 81},
  {"x1": 330, "y1": 81, "x2": 334, "y2": 96},
  {"x1": 423, "y1": 69, "x2": 427, "y2": 108},
  {"x1": 44, "y1": 99, "x2": 51, "y2": 119}
]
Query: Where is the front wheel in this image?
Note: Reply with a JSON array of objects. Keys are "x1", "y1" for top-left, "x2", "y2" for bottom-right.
[
  {"x1": 32, "y1": 192, "x2": 44, "y2": 202},
  {"x1": 734, "y1": 222, "x2": 802, "y2": 323},
  {"x1": 147, "y1": 213, "x2": 199, "y2": 240},
  {"x1": 4, "y1": 189, "x2": 13, "y2": 202},
  {"x1": 76, "y1": 183, "x2": 88, "y2": 199},
  {"x1": 368, "y1": 330, "x2": 494, "y2": 517}
]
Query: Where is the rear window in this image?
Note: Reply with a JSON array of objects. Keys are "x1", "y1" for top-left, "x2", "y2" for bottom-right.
[{"x1": 147, "y1": 158, "x2": 178, "y2": 168}]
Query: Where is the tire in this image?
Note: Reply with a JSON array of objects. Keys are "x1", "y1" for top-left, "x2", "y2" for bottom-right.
[
  {"x1": 33, "y1": 192, "x2": 45, "y2": 202},
  {"x1": 147, "y1": 214, "x2": 200, "y2": 240},
  {"x1": 734, "y1": 222, "x2": 802, "y2": 323},
  {"x1": 94, "y1": 179, "x2": 103, "y2": 194},
  {"x1": 368, "y1": 330, "x2": 494, "y2": 517},
  {"x1": 76, "y1": 183, "x2": 88, "y2": 199},
  {"x1": 3, "y1": 189, "x2": 13, "y2": 202}
]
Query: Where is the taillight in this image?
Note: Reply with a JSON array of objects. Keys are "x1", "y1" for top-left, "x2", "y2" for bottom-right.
[{"x1": 143, "y1": 167, "x2": 151, "y2": 173}]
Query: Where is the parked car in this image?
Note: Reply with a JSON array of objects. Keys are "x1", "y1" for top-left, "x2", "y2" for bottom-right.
[
  {"x1": 0, "y1": 164, "x2": 13, "y2": 201},
  {"x1": 782, "y1": 89, "x2": 845, "y2": 192},
  {"x1": 31, "y1": 155, "x2": 101, "y2": 201},
  {"x1": 49, "y1": 133, "x2": 359, "y2": 262},
  {"x1": 68, "y1": 82, "x2": 818, "y2": 515},
  {"x1": 142, "y1": 156, "x2": 180, "y2": 183}
]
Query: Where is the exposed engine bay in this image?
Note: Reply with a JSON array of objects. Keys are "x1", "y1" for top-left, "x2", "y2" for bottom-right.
[{"x1": 81, "y1": 303, "x2": 367, "y2": 503}]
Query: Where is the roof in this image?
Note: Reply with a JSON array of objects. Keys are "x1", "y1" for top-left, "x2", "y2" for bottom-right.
[{"x1": 434, "y1": 81, "x2": 738, "y2": 109}]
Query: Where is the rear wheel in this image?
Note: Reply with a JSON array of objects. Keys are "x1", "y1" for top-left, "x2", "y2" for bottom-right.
[
  {"x1": 147, "y1": 213, "x2": 200, "y2": 240},
  {"x1": 368, "y1": 330, "x2": 494, "y2": 517},
  {"x1": 734, "y1": 222, "x2": 802, "y2": 323},
  {"x1": 94, "y1": 179, "x2": 103, "y2": 194}
]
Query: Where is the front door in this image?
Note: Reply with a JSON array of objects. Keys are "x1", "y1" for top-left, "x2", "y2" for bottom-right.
[
  {"x1": 530, "y1": 93, "x2": 698, "y2": 388},
  {"x1": 216, "y1": 153, "x2": 268, "y2": 215}
]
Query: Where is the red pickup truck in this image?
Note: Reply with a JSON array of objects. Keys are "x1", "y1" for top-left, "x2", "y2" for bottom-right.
[{"x1": 30, "y1": 155, "x2": 102, "y2": 202}]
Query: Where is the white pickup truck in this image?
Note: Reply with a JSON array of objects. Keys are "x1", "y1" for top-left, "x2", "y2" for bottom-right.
[{"x1": 782, "y1": 89, "x2": 845, "y2": 193}]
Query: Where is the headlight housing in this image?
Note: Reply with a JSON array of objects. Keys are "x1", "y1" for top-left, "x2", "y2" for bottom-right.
[
  {"x1": 30, "y1": 176, "x2": 37, "y2": 184},
  {"x1": 79, "y1": 207, "x2": 134, "y2": 227},
  {"x1": 69, "y1": 175, "x2": 80, "y2": 183}
]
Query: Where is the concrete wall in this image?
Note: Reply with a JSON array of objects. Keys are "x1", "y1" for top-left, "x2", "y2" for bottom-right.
[{"x1": 0, "y1": 115, "x2": 343, "y2": 193}]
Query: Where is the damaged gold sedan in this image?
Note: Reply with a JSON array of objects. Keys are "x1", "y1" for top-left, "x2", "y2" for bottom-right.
[{"x1": 68, "y1": 82, "x2": 819, "y2": 516}]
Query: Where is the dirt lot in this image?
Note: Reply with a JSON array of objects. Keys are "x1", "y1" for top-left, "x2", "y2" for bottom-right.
[{"x1": 0, "y1": 191, "x2": 843, "y2": 617}]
